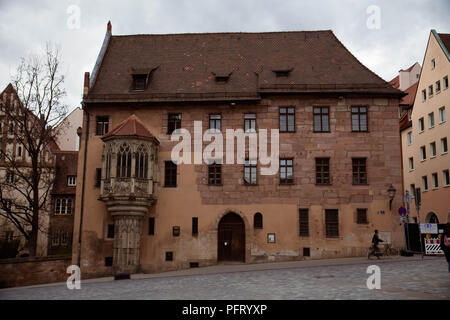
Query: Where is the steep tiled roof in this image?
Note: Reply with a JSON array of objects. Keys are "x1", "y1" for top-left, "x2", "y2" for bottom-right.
[
  {"x1": 85, "y1": 29, "x2": 402, "y2": 102},
  {"x1": 0, "y1": 83, "x2": 60, "y2": 152},
  {"x1": 101, "y1": 114, "x2": 159, "y2": 142},
  {"x1": 437, "y1": 33, "x2": 450, "y2": 60},
  {"x1": 389, "y1": 76, "x2": 399, "y2": 88},
  {"x1": 400, "y1": 82, "x2": 418, "y2": 106}
]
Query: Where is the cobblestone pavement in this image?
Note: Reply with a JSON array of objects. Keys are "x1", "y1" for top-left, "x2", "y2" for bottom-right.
[{"x1": 0, "y1": 257, "x2": 449, "y2": 300}]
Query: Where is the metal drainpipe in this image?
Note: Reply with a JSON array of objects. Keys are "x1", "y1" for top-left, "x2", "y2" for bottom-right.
[{"x1": 77, "y1": 106, "x2": 89, "y2": 267}]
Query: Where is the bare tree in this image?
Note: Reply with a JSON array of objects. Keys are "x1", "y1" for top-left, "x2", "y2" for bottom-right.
[{"x1": 0, "y1": 44, "x2": 68, "y2": 256}]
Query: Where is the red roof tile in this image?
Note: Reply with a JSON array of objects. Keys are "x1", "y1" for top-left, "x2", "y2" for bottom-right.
[
  {"x1": 86, "y1": 30, "x2": 402, "y2": 102},
  {"x1": 400, "y1": 82, "x2": 418, "y2": 106},
  {"x1": 102, "y1": 114, "x2": 159, "y2": 142}
]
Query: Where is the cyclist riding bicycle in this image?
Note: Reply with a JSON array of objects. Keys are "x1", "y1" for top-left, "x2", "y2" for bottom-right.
[{"x1": 369, "y1": 230, "x2": 384, "y2": 259}]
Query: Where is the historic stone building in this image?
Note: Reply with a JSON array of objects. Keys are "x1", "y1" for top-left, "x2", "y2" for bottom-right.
[{"x1": 73, "y1": 22, "x2": 405, "y2": 277}]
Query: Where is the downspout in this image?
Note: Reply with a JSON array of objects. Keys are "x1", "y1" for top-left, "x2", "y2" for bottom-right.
[{"x1": 77, "y1": 107, "x2": 89, "y2": 267}]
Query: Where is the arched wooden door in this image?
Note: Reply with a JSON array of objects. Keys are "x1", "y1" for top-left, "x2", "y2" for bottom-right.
[{"x1": 218, "y1": 212, "x2": 245, "y2": 262}]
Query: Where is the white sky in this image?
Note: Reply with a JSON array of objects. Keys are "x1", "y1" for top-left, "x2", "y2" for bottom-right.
[{"x1": 0, "y1": 0, "x2": 449, "y2": 113}]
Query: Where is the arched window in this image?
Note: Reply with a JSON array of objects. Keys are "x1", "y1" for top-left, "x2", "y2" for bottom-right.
[
  {"x1": 116, "y1": 143, "x2": 131, "y2": 178},
  {"x1": 425, "y1": 212, "x2": 439, "y2": 224},
  {"x1": 254, "y1": 212, "x2": 263, "y2": 229},
  {"x1": 135, "y1": 145, "x2": 149, "y2": 179}
]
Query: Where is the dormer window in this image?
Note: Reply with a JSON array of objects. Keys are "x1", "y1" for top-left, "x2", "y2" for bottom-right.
[
  {"x1": 272, "y1": 68, "x2": 293, "y2": 77},
  {"x1": 215, "y1": 76, "x2": 229, "y2": 83},
  {"x1": 132, "y1": 74, "x2": 148, "y2": 91},
  {"x1": 274, "y1": 70, "x2": 290, "y2": 77}
]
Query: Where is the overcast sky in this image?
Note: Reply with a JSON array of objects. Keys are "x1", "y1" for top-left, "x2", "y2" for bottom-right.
[{"x1": 1, "y1": 0, "x2": 449, "y2": 113}]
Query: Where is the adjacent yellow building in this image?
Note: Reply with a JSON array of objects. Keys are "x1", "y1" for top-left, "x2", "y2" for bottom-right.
[{"x1": 402, "y1": 30, "x2": 450, "y2": 224}]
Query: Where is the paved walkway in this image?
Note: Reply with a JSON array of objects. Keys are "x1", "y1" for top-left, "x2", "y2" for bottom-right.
[{"x1": 0, "y1": 255, "x2": 449, "y2": 300}]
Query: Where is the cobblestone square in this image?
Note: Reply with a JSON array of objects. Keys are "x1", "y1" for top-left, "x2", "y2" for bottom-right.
[{"x1": 0, "y1": 257, "x2": 449, "y2": 300}]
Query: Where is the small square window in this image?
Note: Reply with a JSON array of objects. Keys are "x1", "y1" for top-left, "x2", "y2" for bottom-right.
[
  {"x1": 105, "y1": 257, "x2": 113, "y2": 267},
  {"x1": 173, "y1": 226, "x2": 180, "y2": 237},
  {"x1": 357, "y1": 209, "x2": 368, "y2": 224},
  {"x1": 303, "y1": 247, "x2": 310, "y2": 257},
  {"x1": 67, "y1": 176, "x2": 76, "y2": 187},
  {"x1": 267, "y1": 233, "x2": 276, "y2": 243},
  {"x1": 96, "y1": 116, "x2": 109, "y2": 136},
  {"x1": 132, "y1": 74, "x2": 147, "y2": 91},
  {"x1": 165, "y1": 252, "x2": 173, "y2": 261}
]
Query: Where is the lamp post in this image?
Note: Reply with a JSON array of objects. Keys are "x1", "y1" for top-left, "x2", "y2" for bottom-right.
[{"x1": 388, "y1": 184, "x2": 396, "y2": 210}]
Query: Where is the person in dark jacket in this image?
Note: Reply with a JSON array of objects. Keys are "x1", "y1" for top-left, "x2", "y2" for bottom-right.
[
  {"x1": 368, "y1": 230, "x2": 384, "y2": 259},
  {"x1": 440, "y1": 223, "x2": 450, "y2": 274}
]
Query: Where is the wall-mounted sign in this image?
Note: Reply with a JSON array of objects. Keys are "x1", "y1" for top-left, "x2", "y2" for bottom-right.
[
  {"x1": 398, "y1": 207, "x2": 406, "y2": 216},
  {"x1": 420, "y1": 223, "x2": 437, "y2": 234},
  {"x1": 377, "y1": 210, "x2": 385, "y2": 215},
  {"x1": 267, "y1": 233, "x2": 276, "y2": 243}
]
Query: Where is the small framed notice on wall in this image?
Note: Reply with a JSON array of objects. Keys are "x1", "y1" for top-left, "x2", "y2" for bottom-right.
[{"x1": 267, "y1": 233, "x2": 276, "y2": 243}]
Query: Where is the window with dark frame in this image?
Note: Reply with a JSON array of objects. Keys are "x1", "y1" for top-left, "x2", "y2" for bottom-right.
[
  {"x1": 105, "y1": 257, "x2": 113, "y2": 267},
  {"x1": 165, "y1": 252, "x2": 173, "y2": 261},
  {"x1": 55, "y1": 198, "x2": 73, "y2": 215},
  {"x1": 95, "y1": 168, "x2": 102, "y2": 187},
  {"x1": 357, "y1": 208, "x2": 368, "y2": 224},
  {"x1": 244, "y1": 114, "x2": 256, "y2": 133},
  {"x1": 280, "y1": 158, "x2": 294, "y2": 184},
  {"x1": 192, "y1": 217, "x2": 198, "y2": 236},
  {"x1": 313, "y1": 107, "x2": 330, "y2": 132},
  {"x1": 209, "y1": 114, "x2": 221, "y2": 132},
  {"x1": 325, "y1": 209, "x2": 339, "y2": 238},
  {"x1": 352, "y1": 158, "x2": 367, "y2": 185},
  {"x1": 132, "y1": 74, "x2": 147, "y2": 91},
  {"x1": 279, "y1": 107, "x2": 295, "y2": 132},
  {"x1": 167, "y1": 113, "x2": 181, "y2": 134},
  {"x1": 254, "y1": 212, "x2": 263, "y2": 229},
  {"x1": 351, "y1": 106, "x2": 368, "y2": 132},
  {"x1": 95, "y1": 116, "x2": 109, "y2": 136},
  {"x1": 107, "y1": 224, "x2": 115, "y2": 239},
  {"x1": 164, "y1": 161, "x2": 177, "y2": 187},
  {"x1": 244, "y1": 159, "x2": 257, "y2": 185},
  {"x1": 316, "y1": 158, "x2": 330, "y2": 185},
  {"x1": 148, "y1": 217, "x2": 155, "y2": 235},
  {"x1": 208, "y1": 163, "x2": 222, "y2": 185},
  {"x1": 303, "y1": 248, "x2": 310, "y2": 257},
  {"x1": 299, "y1": 209, "x2": 309, "y2": 237}
]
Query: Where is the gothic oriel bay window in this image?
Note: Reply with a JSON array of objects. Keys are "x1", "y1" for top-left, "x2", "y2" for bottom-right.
[
  {"x1": 135, "y1": 145, "x2": 149, "y2": 179},
  {"x1": 99, "y1": 115, "x2": 160, "y2": 276},
  {"x1": 116, "y1": 143, "x2": 132, "y2": 178}
]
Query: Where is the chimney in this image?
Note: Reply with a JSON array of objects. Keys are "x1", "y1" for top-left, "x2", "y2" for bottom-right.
[
  {"x1": 83, "y1": 72, "x2": 90, "y2": 96},
  {"x1": 107, "y1": 20, "x2": 112, "y2": 34}
]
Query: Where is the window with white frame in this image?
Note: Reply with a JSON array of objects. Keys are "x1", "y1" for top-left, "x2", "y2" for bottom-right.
[
  {"x1": 419, "y1": 118, "x2": 424, "y2": 132},
  {"x1": 67, "y1": 176, "x2": 76, "y2": 186},
  {"x1": 428, "y1": 112, "x2": 435, "y2": 128},
  {"x1": 439, "y1": 107, "x2": 446, "y2": 123},
  {"x1": 441, "y1": 137, "x2": 448, "y2": 154},
  {"x1": 432, "y1": 172, "x2": 438, "y2": 189},
  {"x1": 407, "y1": 132, "x2": 412, "y2": 145},
  {"x1": 443, "y1": 170, "x2": 450, "y2": 186},
  {"x1": 436, "y1": 80, "x2": 441, "y2": 94},
  {"x1": 430, "y1": 142, "x2": 436, "y2": 158},
  {"x1": 422, "y1": 176, "x2": 428, "y2": 191},
  {"x1": 428, "y1": 85, "x2": 433, "y2": 97},
  {"x1": 420, "y1": 146, "x2": 426, "y2": 160},
  {"x1": 55, "y1": 198, "x2": 73, "y2": 215}
]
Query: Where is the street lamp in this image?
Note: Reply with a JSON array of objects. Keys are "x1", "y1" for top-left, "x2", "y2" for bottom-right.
[{"x1": 388, "y1": 184, "x2": 396, "y2": 210}]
